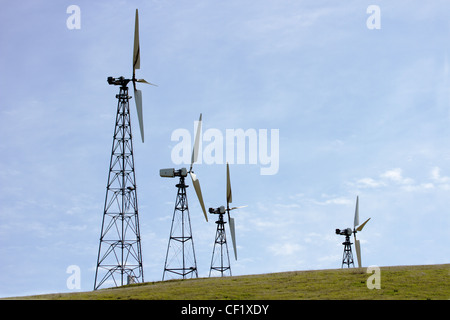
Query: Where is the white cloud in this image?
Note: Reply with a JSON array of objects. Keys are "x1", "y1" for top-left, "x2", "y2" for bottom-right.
[
  {"x1": 315, "y1": 196, "x2": 353, "y2": 206},
  {"x1": 430, "y1": 166, "x2": 450, "y2": 183},
  {"x1": 288, "y1": 193, "x2": 354, "y2": 207},
  {"x1": 355, "y1": 178, "x2": 386, "y2": 188},
  {"x1": 350, "y1": 167, "x2": 448, "y2": 193},
  {"x1": 402, "y1": 183, "x2": 435, "y2": 192},
  {"x1": 380, "y1": 168, "x2": 414, "y2": 185},
  {"x1": 268, "y1": 242, "x2": 303, "y2": 256}
]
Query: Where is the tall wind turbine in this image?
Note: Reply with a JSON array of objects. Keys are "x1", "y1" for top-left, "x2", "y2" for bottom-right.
[
  {"x1": 160, "y1": 113, "x2": 208, "y2": 280},
  {"x1": 94, "y1": 9, "x2": 155, "y2": 290},
  {"x1": 335, "y1": 196, "x2": 371, "y2": 268}
]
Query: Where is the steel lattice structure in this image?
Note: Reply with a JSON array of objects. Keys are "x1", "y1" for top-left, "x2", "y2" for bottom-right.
[
  {"x1": 94, "y1": 82, "x2": 144, "y2": 290},
  {"x1": 162, "y1": 175, "x2": 199, "y2": 280},
  {"x1": 209, "y1": 211, "x2": 232, "y2": 277},
  {"x1": 341, "y1": 235, "x2": 354, "y2": 268}
]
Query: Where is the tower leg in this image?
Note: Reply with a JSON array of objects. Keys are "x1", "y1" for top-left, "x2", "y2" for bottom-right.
[
  {"x1": 162, "y1": 176, "x2": 199, "y2": 280},
  {"x1": 341, "y1": 236, "x2": 354, "y2": 268},
  {"x1": 94, "y1": 85, "x2": 144, "y2": 290},
  {"x1": 209, "y1": 214, "x2": 232, "y2": 277}
]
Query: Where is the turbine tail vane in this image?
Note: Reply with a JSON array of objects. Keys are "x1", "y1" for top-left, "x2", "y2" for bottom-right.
[{"x1": 356, "y1": 218, "x2": 371, "y2": 232}]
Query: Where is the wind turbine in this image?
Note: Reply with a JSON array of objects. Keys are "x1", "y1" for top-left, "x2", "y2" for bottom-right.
[
  {"x1": 94, "y1": 9, "x2": 155, "y2": 290},
  {"x1": 208, "y1": 163, "x2": 246, "y2": 277},
  {"x1": 160, "y1": 113, "x2": 208, "y2": 280},
  {"x1": 335, "y1": 196, "x2": 371, "y2": 268}
]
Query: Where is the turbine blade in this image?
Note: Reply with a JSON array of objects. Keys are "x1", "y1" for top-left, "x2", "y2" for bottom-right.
[
  {"x1": 355, "y1": 239, "x2": 362, "y2": 268},
  {"x1": 134, "y1": 89, "x2": 144, "y2": 143},
  {"x1": 190, "y1": 113, "x2": 202, "y2": 171},
  {"x1": 133, "y1": 9, "x2": 140, "y2": 73},
  {"x1": 354, "y1": 196, "x2": 359, "y2": 228},
  {"x1": 229, "y1": 217, "x2": 237, "y2": 260},
  {"x1": 226, "y1": 162, "x2": 232, "y2": 205},
  {"x1": 189, "y1": 172, "x2": 208, "y2": 222},
  {"x1": 356, "y1": 218, "x2": 371, "y2": 232}
]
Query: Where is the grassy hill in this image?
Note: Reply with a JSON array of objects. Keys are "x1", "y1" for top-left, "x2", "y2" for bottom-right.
[{"x1": 6, "y1": 264, "x2": 450, "y2": 300}]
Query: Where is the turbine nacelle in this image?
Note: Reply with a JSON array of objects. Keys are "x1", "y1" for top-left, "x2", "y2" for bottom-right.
[
  {"x1": 335, "y1": 228, "x2": 353, "y2": 236},
  {"x1": 107, "y1": 76, "x2": 131, "y2": 87},
  {"x1": 209, "y1": 206, "x2": 226, "y2": 214},
  {"x1": 160, "y1": 168, "x2": 188, "y2": 178}
]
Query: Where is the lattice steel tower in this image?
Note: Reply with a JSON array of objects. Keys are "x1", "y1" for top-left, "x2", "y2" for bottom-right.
[
  {"x1": 208, "y1": 207, "x2": 232, "y2": 277},
  {"x1": 94, "y1": 78, "x2": 144, "y2": 290},
  {"x1": 162, "y1": 174, "x2": 199, "y2": 280},
  {"x1": 207, "y1": 163, "x2": 245, "y2": 277},
  {"x1": 341, "y1": 234, "x2": 354, "y2": 268}
]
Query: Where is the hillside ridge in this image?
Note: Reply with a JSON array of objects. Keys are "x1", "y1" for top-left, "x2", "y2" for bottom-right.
[{"x1": 5, "y1": 264, "x2": 449, "y2": 300}]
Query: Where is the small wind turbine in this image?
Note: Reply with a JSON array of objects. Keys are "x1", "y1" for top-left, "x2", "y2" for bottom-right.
[
  {"x1": 160, "y1": 113, "x2": 208, "y2": 280},
  {"x1": 208, "y1": 163, "x2": 246, "y2": 277},
  {"x1": 335, "y1": 196, "x2": 371, "y2": 268}
]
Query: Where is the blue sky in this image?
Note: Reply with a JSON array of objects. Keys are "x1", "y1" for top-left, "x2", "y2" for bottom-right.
[{"x1": 0, "y1": 0, "x2": 449, "y2": 297}]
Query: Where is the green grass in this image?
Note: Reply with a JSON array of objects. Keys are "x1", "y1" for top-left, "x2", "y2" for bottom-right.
[{"x1": 5, "y1": 264, "x2": 450, "y2": 300}]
